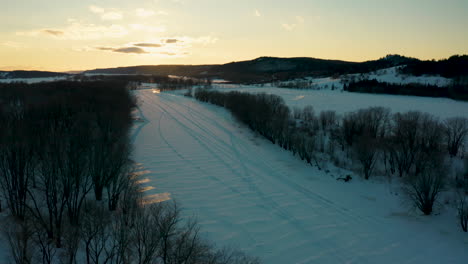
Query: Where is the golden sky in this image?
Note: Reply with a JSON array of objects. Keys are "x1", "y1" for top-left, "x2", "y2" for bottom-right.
[{"x1": 1, "y1": 0, "x2": 467, "y2": 71}]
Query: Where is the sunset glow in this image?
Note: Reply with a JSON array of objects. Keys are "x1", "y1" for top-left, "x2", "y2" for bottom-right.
[{"x1": 1, "y1": 0, "x2": 467, "y2": 71}]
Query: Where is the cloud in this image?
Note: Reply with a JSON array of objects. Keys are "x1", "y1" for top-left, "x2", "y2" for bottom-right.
[
  {"x1": 18, "y1": 21, "x2": 128, "y2": 40},
  {"x1": 165, "y1": 38, "x2": 179, "y2": 44},
  {"x1": 191, "y1": 36, "x2": 218, "y2": 45},
  {"x1": 96, "y1": 46, "x2": 148, "y2": 54},
  {"x1": 135, "y1": 8, "x2": 155, "y2": 18},
  {"x1": 159, "y1": 52, "x2": 177, "y2": 56},
  {"x1": 1, "y1": 41, "x2": 26, "y2": 49},
  {"x1": 89, "y1": 5, "x2": 123, "y2": 21},
  {"x1": 130, "y1": 23, "x2": 166, "y2": 33},
  {"x1": 113, "y1": 47, "x2": 147, "y2": 54},
  {"x1": 162, "y1": 36, "x2": 217, "y2": 45},
  {"x1": 41, "y1": 29, "x2": 65, "y2": 36},
  {"x1": 101, "y1": 11, "x2": 123, "y2": 21},
  {"x1": 254, "y1": 10, "x2": 261, "y2": 17},
  {"x1": 89, "y1": 5, "x2": 104, "y2": 14},
  {"x1": 93, "y1": 35, "x2": 217, "y2": 57},
  {"x1": 281, "y1": 23, "x2": 297, "y2": 31},
  {"x1": 96, "y1": 47, "x2": 115, "y2": 51},
  {"x1": 134, "y1": 43, "x2": 163, "y2": 48},
  {"x1": 281, "y1": 16, "x2": 305, "y2": 31}
]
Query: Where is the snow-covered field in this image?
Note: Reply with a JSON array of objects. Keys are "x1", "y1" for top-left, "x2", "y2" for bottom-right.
[
  {"x1": 132, "y1": 90, "x2": 468, "y2": 264},
  {"x1": 210, "y1": 85, "x2": 468, "y2": 119}
]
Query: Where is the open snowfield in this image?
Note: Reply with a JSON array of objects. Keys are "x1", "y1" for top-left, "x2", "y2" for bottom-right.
[
  {"x1": 132, "y1": 89, "x2": 468, "y2": 264},
  {"x1": 210, "y1": 85, "x2": 468, "y2": 119}
]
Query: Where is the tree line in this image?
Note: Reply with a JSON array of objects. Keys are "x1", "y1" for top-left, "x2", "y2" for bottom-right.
[
  {"x1": 400, "y1": 55, "x2": 468, "y2": 78},
  {"x1": 344, "y1": 79, "x2": 468, "y2": 101},
  {"x1": 0, "y1": 81, "x2": 259, "y2": 264},
  {"x1": 194, "y1": 88, "x2": 468, "y2": 229}
]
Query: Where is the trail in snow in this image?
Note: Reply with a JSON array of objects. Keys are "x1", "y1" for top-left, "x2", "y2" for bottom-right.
[{"x1": 133, "y1": 90, "x2": 468, "y2": 264}]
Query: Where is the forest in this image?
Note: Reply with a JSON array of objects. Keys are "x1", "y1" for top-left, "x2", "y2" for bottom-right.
[{"x1": 0, "y1": 81, "x2": 258, "y2": 264}]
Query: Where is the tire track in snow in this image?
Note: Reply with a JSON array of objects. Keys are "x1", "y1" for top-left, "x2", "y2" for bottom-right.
[
  {"x1": 166, "y1": 94, "x2": 383, "y2": 227},
  {"x1": 154, "y1": 94, "x2": 363, "y2": 263},
  {"x1": 148, "y1": 95, "x2": 259, "y2": 245},
  {"x1": 155, "y1": 94, "x2": 313, "y2": 235}
]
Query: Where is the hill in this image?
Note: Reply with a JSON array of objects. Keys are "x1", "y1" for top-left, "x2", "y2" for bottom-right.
[
  {"x1": 85, "y1": 55, "x2": 419, "y2": 83},
  {"x1": 0, "y1": 70, "x2": 69, "y2": 79}
]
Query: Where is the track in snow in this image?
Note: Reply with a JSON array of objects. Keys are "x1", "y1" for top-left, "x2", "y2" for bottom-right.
[{"x1": 133, "y1": 90, "x2": 468, "y2": 264}]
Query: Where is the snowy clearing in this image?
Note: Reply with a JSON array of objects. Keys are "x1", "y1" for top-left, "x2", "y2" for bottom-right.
[
  {"x1": 209, "y1": 85, "x2": 468, "y2": 119},
  {"x1": 132, "y1": 90, "x2": 468, "y2": 264}
]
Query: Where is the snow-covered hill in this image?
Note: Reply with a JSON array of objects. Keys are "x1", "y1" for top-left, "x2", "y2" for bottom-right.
[
  {"x1": 132, "y1": 90, "x2": 468, "y2": 264},
  {"x1": 346, "y1": 66, "x2": 452, "y2": 87}
]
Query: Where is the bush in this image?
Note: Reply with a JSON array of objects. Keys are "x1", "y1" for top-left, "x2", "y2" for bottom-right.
[
  {"x1": 457, "y1": 195, "x2": 468, "y2": 232},
  {"x1": 404, "y1": 161, "x2": 445, "y2": 215}
]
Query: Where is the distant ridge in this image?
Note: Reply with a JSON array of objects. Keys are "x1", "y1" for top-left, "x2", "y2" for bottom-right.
[
  {"x1": 85, "y1": 55, "x2": 418, "y2": 83},
  {"x1": 0, "y1": 70, "x2": 69, "y2": 79}
]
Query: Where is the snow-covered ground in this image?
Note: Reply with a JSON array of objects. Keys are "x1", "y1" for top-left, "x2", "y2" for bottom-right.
[
  {"x1": 209, "y1": 85, "x2": 468, "y2": 119},
  {"x1": 354, "y1": 66, "x2": 452, "y2": 87},
  {"x1": 132, "y1": 90, "x2": 468, "y2": 264},
  {"x1": 264, "y1": 66, "x2": 451, "y2": 91}
]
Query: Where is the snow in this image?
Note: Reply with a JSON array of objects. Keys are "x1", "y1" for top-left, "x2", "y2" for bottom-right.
[
  {"x1": 209, "y1": 85, "x2": 468, "y2": 120},
  {"x1": 354, "y1": 66, "x2": 453, "y2": 87},
  {"x1": 132, "y1": 90, "x2": 468, "y2": 264},
  {"x1": 263, "y1": 66, "x2": 451, "y2": 90}
]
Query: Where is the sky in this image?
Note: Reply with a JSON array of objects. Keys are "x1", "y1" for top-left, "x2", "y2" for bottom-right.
[{"x1": 0, "y1": 0, "x2": 467, "y2": 71}]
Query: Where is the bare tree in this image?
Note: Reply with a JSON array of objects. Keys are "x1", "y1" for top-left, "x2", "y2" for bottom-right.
[
  {"x1": 0, "y1": 111, "x2": 35, "y2": 220},
  {"x1": 319, "y1": 110, "x2": 337, "y2": 132},
  {"x1": 404, "y1": 160, "x2": 445, "y2": 215},
  {"x1": 81, "y1": 201, "x2": 115, "y2": 264},
  {"x1": 2, "y1": 219, "x2": 35, "y2": 264},
  {"x1": 61, "y1": 224, "x2": 81, "y2": 264},
  {"x1": 457, "y1": 193, "x2": 468, "y2": 232},
  {"x1": 413, "y1": 115, "x2": 443, "y2": 176},
  {"x1": 353, "y1": 136, "x2": 379, "y2": 180},
  {"x1": 105, "y1": 141, "x2": 132, "y2": 211},
  {"x1": 389, "y1": 111, "x2": 422, "y2": 177},
  {"x1": 89, "y1": 119, "x2": 131, "y2": 203},
  {"x1": 131, "y1": 203, "x2": 166, "y2": 264},
  {"x1": 444, "y1": 117, "x2": 468, "y2": 157},
  {"x1": 32, "y1": 222, "x2": 57, "y2": 264}
]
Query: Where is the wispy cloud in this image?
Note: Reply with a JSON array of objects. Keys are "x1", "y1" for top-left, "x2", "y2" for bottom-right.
[
  {"x1": 113, "y1": 47, "x2": 147, "y2": 54},
  {"x1": 254, "y1": 9, "x2": 261, "y2": 17},
  {"x1": 96, "y1": 46, "x2": 148, "y2": 54},
  {"x1": 281, "y1": 16, "x2": 305, "y2": 31},
  {"x1": 1, "y1": 41, "x2": 26, "y2": 49},
  {"x1": 135, "y1": 8, "x2": 167, "y2": 18},
  {"x1": 165, "y1": 38, "x2": 179, "y2": 44},
  {"x1": 135, "y1": 8, "x2": 155, "y2": 17},
  {"x1": 134, "y1": 43, "x2": 163, "y2": 48},
  {"x1": 17, "y1": 21, "x2": 128, "y2": 40},
  {"x1": 89, "y1": 5, "x2": 123, "y2": 21},
  {"x1": 89, "y1": 5, "x2": 104, "y2": 14},
  {"x1": 130, "y1": 23, "x2": 166, "y2": 33},
  {"x1": 41, "y1": 29, "x2": 64, "y2": 36},
  {"x1": 93, "y1": 35, "x2": 217, "y2": 57}
]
